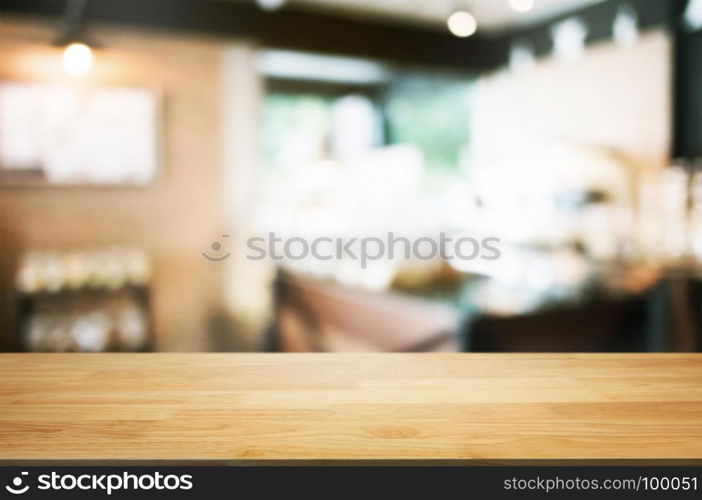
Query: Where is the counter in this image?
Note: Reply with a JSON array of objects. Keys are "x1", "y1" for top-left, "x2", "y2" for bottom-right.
[{"x1": 1, "y1": 353, "x2": 700, "y2": 463}]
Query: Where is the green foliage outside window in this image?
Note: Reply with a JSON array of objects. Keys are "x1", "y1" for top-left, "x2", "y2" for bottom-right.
[{"x1": 384, "y1": 76, "x2": 473, "y2": 173}]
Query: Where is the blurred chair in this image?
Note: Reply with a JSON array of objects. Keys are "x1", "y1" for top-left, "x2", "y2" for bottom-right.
[{"x1": 265, "y1": 269, "x2": 459, "y2": 352}]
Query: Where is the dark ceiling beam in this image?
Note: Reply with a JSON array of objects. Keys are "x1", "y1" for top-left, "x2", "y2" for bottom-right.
[{"x1": 0, "y1": 0, "x2": 502, "y2": 71}]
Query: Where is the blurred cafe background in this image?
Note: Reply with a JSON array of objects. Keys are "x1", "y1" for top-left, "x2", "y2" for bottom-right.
[{"x1": 1, "y1": 0, "x2": 702, "y2": 353}]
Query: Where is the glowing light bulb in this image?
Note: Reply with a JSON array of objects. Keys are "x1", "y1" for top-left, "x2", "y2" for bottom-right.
[
  {"x1": 447, "y1": 10, "x2": 478, "y2": 38},
  {"x1": 256, "y1": 0, "x2": 286, "y2": 11},
  {"x1": 509, "y1": 0, "x2": 535, "y2": 13},
  {"x1": 63, "y1": 42, "x2": 93, "y2": 77}
]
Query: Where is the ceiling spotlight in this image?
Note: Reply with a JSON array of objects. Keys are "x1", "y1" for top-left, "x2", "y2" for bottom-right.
[
  {"x1": 509, "y1": 0, "x2": 535, "y2": 13},
  {"x1": 613, "y1": 4, "x2": 638, "y2": 46},
  {"x1": 63, "y1": 42, "x2": 93, "y2": 77},
  {"x1": 551, "y1": 17, "x2": 588, "y2": 61},
  {"x1": 256, "y1": 0, "x2": 287, "y2": 11},
  {"x1": 684, "y1": 0, "x2": 702, "y2": 31},
  {"x1": 54, "y1": 0, "x2": 97, "y2": 77},
  {"x1": 447, "y1": 10, "x2": 478, "y2": 38}
]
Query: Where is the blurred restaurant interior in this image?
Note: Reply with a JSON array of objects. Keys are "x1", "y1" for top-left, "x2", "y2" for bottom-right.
[{"x1": 1, "y1": 0, "x2": 702, "y2": 354}]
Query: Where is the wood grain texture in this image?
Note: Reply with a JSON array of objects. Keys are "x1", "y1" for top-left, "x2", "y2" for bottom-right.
[{"x1": 0, "y1": 354, "x2": 701, "y2": 462}]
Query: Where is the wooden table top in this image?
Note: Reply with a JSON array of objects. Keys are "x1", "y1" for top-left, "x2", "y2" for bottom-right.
[{"x1": 1, "y1": 353, "x2": 701, "y2": 463}]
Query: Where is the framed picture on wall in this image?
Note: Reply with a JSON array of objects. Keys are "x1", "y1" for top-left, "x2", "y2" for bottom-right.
[{"x1": 0, "y1": 82, "x2": 160, "y2": 186}]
